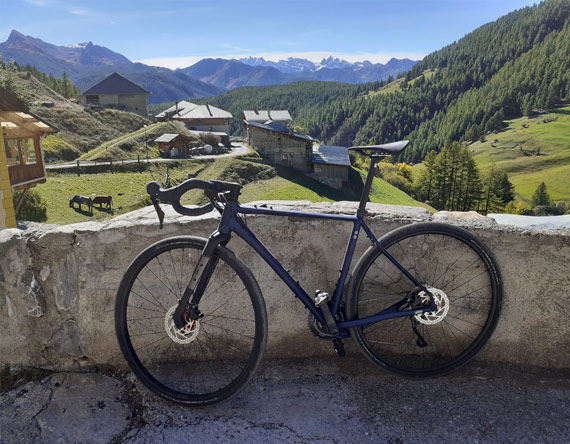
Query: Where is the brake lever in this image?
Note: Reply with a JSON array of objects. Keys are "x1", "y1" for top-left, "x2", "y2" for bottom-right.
[{"x1": 150, "y1": 195, "x2": 165, "y2": 229}]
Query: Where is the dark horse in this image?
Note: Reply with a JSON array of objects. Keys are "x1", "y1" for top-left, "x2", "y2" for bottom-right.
[
  {"x1": 69, "y1": 195, "x2": 93, "y2": 215},
  {"x1": 92, "y1": 195, "x2": 113, "y2": 210}
]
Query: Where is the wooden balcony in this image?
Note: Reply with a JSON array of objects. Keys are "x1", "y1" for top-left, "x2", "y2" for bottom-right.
[{"x1": 8, "y1": 163, "x2": 46, "y2": 190}]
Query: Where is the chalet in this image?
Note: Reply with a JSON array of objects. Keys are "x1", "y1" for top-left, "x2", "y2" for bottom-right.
[
  {"x1": 311, "y1": 145, "x2": 350, "y2": 189},
  {"x1": 156, "y1": 101, "x2": 232, "y2": 146},
  {"x1": 243, "y1": 120, "x2": 314, "y2": 172},
  {"x1": 79, "y1": 73, "x2": 149, "y2": 117},
  {"x1": 1, "y1": 90, "x2": 57, "y2": 229}
]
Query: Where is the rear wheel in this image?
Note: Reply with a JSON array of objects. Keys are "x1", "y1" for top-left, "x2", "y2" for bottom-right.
[
  {"x1": 115, "y1": 236, "x2": 267, "y2": 406},
  {"x1": 347, "y1": 223, "x2": 502, "y2": 377}
]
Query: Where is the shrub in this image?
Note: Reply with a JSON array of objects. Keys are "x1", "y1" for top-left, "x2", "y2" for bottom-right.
[
  {"x1": 200, "y1": 132, "x2": 221, "y2": 147},
  {"x1": 13, "y1": 189, "x2": 48, "y2": 222}
]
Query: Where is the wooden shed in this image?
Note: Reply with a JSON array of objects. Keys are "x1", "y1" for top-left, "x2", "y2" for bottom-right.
[{"x1": 154, "y1": 133, "x2": 195, "y2": 157}]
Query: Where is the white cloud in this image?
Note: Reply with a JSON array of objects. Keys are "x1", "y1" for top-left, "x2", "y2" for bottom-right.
[
  {"x1": 136, "y1": 50, "x2": 425, "y2": 69},
  {"x1": 70, "y1": 8, "x2": 92, "y2": 16}
]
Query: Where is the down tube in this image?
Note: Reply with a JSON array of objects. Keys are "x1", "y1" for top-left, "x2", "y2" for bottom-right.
[{"x1": 228, "y1": 216, "x2": 326, "y2": 324}]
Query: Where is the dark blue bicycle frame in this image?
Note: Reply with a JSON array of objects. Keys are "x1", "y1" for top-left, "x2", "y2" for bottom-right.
[{"x1": 213, "y1": 200, "x2": 436, "y2": 336}]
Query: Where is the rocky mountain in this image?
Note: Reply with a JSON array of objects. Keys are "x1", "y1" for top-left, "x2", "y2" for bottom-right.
[
  {"x1": 0, "y1": 30, "x2": 221, "y2": 103},
  {"x1": 239, "y1": 55, "x2": 417, "y2": 82},
  {"x1": 0, "y1": 30, "x2": 130, "y2": 78}
]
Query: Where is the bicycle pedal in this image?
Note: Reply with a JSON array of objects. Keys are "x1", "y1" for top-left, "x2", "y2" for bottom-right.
[{"x1": 333, "y1": 339, "x2": 346, "y2": 357}]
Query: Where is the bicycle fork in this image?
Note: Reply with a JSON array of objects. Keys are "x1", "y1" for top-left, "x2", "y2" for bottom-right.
[{"x1": 172, "y1": 231, "x2": 229, "y2": 329}]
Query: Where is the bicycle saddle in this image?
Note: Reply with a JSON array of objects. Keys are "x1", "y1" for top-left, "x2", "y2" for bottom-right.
[{"x1": 349, "y1": 140, "x2": 409, "y2": 154}]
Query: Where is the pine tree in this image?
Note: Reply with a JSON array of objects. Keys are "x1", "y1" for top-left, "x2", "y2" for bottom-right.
[{"x1": 531, "y1": 182, "x2": 550, "y2": 207}]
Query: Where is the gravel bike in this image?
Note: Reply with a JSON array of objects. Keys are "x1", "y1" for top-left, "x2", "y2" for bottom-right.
[{"x1": 115, "y1": 140, "x2": 503, "y2": 406}]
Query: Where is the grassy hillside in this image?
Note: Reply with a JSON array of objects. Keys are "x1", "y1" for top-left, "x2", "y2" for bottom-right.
[
  {"x1": 468, "y1": 106, "x2": 570, "y2": 202},
  {"x1": 35, "y1": 158, "x2": 431, "y2": 225},
  {"x1": 2, "y1": 67, "x2": 149, "y2": 160}
]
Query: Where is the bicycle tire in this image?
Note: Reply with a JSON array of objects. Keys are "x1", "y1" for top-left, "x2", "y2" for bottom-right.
[
  {"x1": 347, "y1": 222, "x2": 502, "y2": 378},
  {"x1": 115, "y1": 236, "x2": 268, "y2": 406}
]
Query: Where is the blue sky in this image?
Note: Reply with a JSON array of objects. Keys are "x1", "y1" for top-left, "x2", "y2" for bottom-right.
[{"x1": 2, "y1": 0, "x2": 538, "y2": 68}]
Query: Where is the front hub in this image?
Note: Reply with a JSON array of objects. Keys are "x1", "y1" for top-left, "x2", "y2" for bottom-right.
[{"x1": 165, "y1": 305, "x2": 200, "y2": 344}]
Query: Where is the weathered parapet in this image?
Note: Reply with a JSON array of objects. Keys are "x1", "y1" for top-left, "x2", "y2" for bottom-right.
[{"x1": 1, "y1": 201, "x2": 569, "y2": 370}]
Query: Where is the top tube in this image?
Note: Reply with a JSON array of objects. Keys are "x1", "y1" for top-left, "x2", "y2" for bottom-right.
[{"x1": 237, "y1": 203, "x2": 361, "y2": 222}]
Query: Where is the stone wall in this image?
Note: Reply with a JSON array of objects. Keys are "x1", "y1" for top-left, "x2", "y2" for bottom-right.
[
  {"x1": 247, "y1": 126, "x2": 311, "y2": 171},
  {"x1": 1, "y1": 201, "x2": 569, "y2": 370}
]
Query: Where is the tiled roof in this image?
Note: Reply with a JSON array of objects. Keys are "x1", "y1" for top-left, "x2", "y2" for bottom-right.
[
  {"x1": 155, "y1": 101, "x2": 198, "y2": 118},
  {"x1": 312, "y1": 145, "x2": 351, "y2": 167},
  {"x1": 81, "y1": 73, "x2": 149, "y2": 95},
  {"x1": 244, "y1": 120, "x2": 314, "y2": 141},
  {"x1": 242, "y1": 110, "x2": 292, "y2": 122},
  {"x1": 174, "y1": 103, "x2": 232, "y2": 120}
]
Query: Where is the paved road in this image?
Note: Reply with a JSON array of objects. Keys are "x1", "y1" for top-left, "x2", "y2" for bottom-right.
[
  {"x1": 1, "y1": 356, "x2": 569, "y2": 443},
  {"x1": 45, "y1": 144, "x2": 251, "y2": 170}
]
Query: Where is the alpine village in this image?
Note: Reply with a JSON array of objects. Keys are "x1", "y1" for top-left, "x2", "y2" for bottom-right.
[{"x1": 1, "y1": 1, "x2": 569, "y2": 229}]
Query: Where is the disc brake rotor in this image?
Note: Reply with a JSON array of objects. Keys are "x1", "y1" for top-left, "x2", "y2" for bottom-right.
[
  {"x1": 164, "y1": 305, "x2": 200, "y2": 344},
  {"x1": 414, "y1": 287, "x2": 450, "y2": 325}
]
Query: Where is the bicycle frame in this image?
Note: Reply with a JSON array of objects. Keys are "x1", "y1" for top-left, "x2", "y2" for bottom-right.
[{"x1": 203, "y1": 199, "x2": 436, "y2": 336}]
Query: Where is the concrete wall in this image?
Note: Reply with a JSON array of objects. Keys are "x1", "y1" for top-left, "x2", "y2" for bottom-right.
[
  {"x1": 1, "y1": 201, "x2": 569, "y2": 371},
  {"x1": 118, "y1": 93, "x2": 148, "y2": 118},
  {"x1": 79, "y1": 94, "x2": 148, "y2": 117}
]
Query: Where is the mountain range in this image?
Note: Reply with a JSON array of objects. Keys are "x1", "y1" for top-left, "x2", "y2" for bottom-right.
[
  {"x1": 0, "y1": 30, "x2": 221, "y2": 104},
  {"x1": 0, "y1": 30, "x2": 417, "y2": 103},
  {"x1": 181, "y1": 56, "x2": 416, "y2": 90}
]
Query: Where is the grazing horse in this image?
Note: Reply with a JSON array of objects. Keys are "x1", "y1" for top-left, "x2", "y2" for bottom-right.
[
  {"x1": 92, "y1": 195, "x2": 113, "y2": 210},
  {"x1": 69, "y1": 195, "x2": 93, "y2": 215}
]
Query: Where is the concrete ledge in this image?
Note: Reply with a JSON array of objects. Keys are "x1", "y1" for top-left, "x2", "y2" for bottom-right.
[{"x1": 1, "y1": 201, "x2": 569, "y2": 369}]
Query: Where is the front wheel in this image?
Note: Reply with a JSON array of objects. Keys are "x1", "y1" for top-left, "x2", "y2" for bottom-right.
[
  {"x1": 115, "y1": 236, "x2": 268, "y2": 406},
  {"x1": 347, "y1": 223, "x2": 502, "y2": 378}
]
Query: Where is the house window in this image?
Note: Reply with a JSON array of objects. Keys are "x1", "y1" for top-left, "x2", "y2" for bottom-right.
[
  {"x1": 281, "y1": 154, "x2": 288, "y2": 161},
  {"x1": 277, "y1": 137, "x2": 281, "y2": 146},
  {"x1": 4, "y1": 138, "x2": 19, "y2": 166},
  {"x1": 315, "y1": 167, "x2": 322, "y2": 174}
]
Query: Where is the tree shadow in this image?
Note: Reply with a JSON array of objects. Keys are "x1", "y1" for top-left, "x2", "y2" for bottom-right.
[{"x1": 273, "y1": 165, "x2": 364, "y2": 202}]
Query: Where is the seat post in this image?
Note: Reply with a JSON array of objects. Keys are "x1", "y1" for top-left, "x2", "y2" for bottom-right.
[{"x1": 358, "y1": 154, "x2": 382, "y2": 216}]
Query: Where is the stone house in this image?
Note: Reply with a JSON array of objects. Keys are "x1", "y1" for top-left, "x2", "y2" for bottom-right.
[
  {"x1": 1, "y1": 90, "x2": 57, "y2": 229},
  {"x1": 79, "y1": 73, "x2": 149, "y2": 117},
  {"x1": 243, "y1": 121, "x2": 314, "y2": 172}
]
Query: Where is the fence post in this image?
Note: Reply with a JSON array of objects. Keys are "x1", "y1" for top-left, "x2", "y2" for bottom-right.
[
  {"x1": 110, "y1": 159, "x2": 113, "y2": 174},
  {"x1": 77, "y1": 160, "x2": 80, "y2": 177}
]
